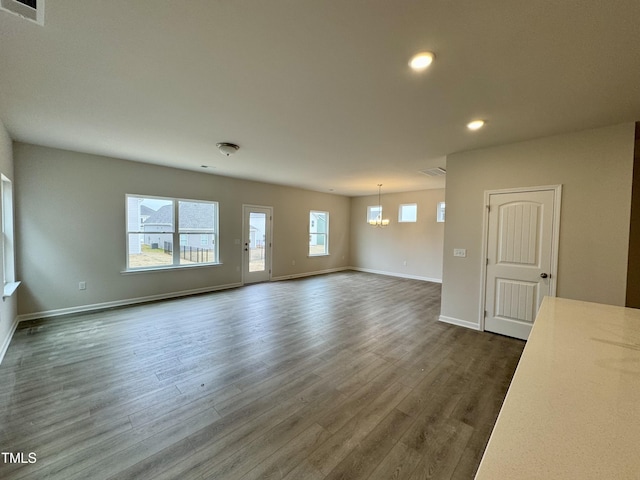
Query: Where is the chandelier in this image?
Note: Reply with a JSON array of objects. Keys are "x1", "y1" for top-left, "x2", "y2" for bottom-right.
[{"x1": 369, "y1": 184, "x2": 390, "y2": 227}]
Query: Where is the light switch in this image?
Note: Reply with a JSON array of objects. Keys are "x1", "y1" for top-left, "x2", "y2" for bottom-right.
[{"x1": 453, "y1": 248, "x2": 467, "y2": 257}]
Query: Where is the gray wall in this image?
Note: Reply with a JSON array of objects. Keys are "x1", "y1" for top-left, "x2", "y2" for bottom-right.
[
  {"x1": 350, "y1": 189, "x2": 445, "y2": 281},
  {"x1": 14, "y1": 143, "x2": 351, "y2": 317},
  {"x1": 441, "y1": 123, "x2": 635, "y2": 327},
  {"x1": 14, "y1": 122, "x2": 634, "y2": 326},
  {"x1": 0, "y1": 119, "x2": 17, "y2": 357}
]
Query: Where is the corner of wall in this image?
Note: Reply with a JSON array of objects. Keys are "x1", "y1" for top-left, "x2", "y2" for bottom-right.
[
  {"x1": 625, "y1": 121, "x2": 640, "y2": 307},
  {"x1": 0, "y1": 314, "x2": 19, "y2": 365}
]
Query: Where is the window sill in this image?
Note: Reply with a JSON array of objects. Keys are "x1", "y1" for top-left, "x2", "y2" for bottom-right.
[
  {"x1": 308, "y1": 254, "x2": 330, "y2": 258},
  {"x1": 121, "y1": 263, "x2": 223, "y2": 275},
  {"x1": 3, "y1": 281, "x2": 21, "y2": 298}
]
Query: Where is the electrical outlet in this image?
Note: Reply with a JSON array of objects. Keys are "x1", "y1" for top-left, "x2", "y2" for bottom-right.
[
  {"x1": 453, "y1": 249, "x2": 467, "y2": 258},
  {"x1": 292, "y1": 259, "x2": 296, "y2": 266},
  {"x1": 78, "y1": 281, "x2": 86, "y2": 290}
]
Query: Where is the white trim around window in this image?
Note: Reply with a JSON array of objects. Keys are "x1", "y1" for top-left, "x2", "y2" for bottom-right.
[
  {"x1": 1, "y1": 174, "x2": 20, "y2": 297},
  {"x1": 398, "y1": 203, "x2": 418, "y2": 223},
  {"x1": 124, "y1": 194, "x2": 220, "y2": 272},
  {"x1": 309, "y1": 210, "x2": 329, "y2": 256}
]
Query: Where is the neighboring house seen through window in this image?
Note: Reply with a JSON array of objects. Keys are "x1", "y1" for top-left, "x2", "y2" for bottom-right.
[
  {"x1": 126, "y1": 195, "x2": 219, "y2": 270},
  {"x1": 309, "y1": 210, "x2": 329, "y2": 256}
]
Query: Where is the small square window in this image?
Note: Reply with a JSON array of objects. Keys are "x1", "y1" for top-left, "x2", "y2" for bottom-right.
[
  {"x1": 398, "y1": 204, "x2": 417, "y2": 223},
  {"x1": 367, "y1": 205, "x2": 382, "y2": 223},
  {"x1": 437, "y1": 202, "x2": 446, "y2": 222}
]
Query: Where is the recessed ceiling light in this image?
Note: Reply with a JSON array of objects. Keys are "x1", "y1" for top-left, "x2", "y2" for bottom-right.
[
  {"x1": 467, "y1": 120, "x2": 485, "y2": 130},
  {"x1": 409, "y1": 51, "x2": 435, "y2": 71}
]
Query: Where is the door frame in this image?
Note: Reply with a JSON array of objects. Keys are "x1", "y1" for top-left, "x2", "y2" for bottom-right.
[
  {"x1": 479, "y1": 185, "x2": 562, "y2": 332},
  {"x1": 242, "y1": 204, "x2": 273, "y2": 285}
]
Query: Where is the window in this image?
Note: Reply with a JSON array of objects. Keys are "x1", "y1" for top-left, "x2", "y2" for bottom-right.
[
  {"x1": 309, "y1": 210, "x2": 329, "y2": 256},
  {"x1": 437, "y1": 202, "x2": 446, "y2": 222},
  {"x1": 0, "y1": 0, "x2": 45, "y2": 26},
  {"x1": 126, "y1": 195, "x2": 218, "y2": 270},
  {"x1": 178, "y1": 200, "x2": 217, "y2": 265},
  {"x1": 367, "y1": 205, "x2": 382, "y2": 223},
  {"x1": 1, "y1": 174, "x2": 18, "y2": 296},
  {"x1": 398, "y1": 203, "x2": 417, "y2": 222}
]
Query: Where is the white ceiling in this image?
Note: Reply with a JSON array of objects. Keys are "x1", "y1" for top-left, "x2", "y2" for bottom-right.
[{"x1": 1, "y1": 1, "x2": 639, "y2": 196}]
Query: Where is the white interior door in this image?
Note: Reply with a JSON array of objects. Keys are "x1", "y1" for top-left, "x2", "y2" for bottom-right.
[
  {"x1": 242, "y1": 205, "x2": 272, "y2": 284},
  {"x1": 484, "y1": 188, "x2": 560, "y2": 340}
]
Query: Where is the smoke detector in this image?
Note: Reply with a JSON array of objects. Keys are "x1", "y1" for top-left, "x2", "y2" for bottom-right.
[{"x1": 216, "y1": 143, "x2": 239, "y2": 156}]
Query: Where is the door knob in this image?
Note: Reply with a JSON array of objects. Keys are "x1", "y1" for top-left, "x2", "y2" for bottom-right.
[{"x1": 540, "y1": 273, "x2": 548, "y2": 279}]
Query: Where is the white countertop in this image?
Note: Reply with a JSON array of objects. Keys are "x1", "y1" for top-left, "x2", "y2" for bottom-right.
[{"x1": 475, "y1": 297, "x2": 640, "y2": 479}]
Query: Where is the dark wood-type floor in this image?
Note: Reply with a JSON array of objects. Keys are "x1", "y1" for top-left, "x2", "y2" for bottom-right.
[{"x1": 0, "y1": 272, "x2": 525, "y2": 480}]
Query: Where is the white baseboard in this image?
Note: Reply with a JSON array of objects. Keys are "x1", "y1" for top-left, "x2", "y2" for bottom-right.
[
  {"x1": 271, "y1": 267, "x2": 349, "y2": 282},
  {"x1": 0, "y1": 315, "x2": 19, "y2": 365},
  {"x1": 17, "y1": 282, "x2": 243, "y2": 323},
  {"x1": 349, "y1": 267, "x2": 442, "y2": 283},
  {"x1": 17, "y1": 267, "x2": 351, "y2": 322},
  {"x1": 15, "y1": 267, "x2": 442, "y2": 326},
  {"x1": 438, "y1": 315, "x2": 481, "y2": 331}
]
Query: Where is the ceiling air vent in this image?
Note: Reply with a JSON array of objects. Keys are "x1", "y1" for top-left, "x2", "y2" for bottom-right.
[
  {"x1": 419, "y1": 167, "x2": 446, "y2": 177},
  {"x1": 0, "y1": 0, "x2": 44, "y2": 25}
]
